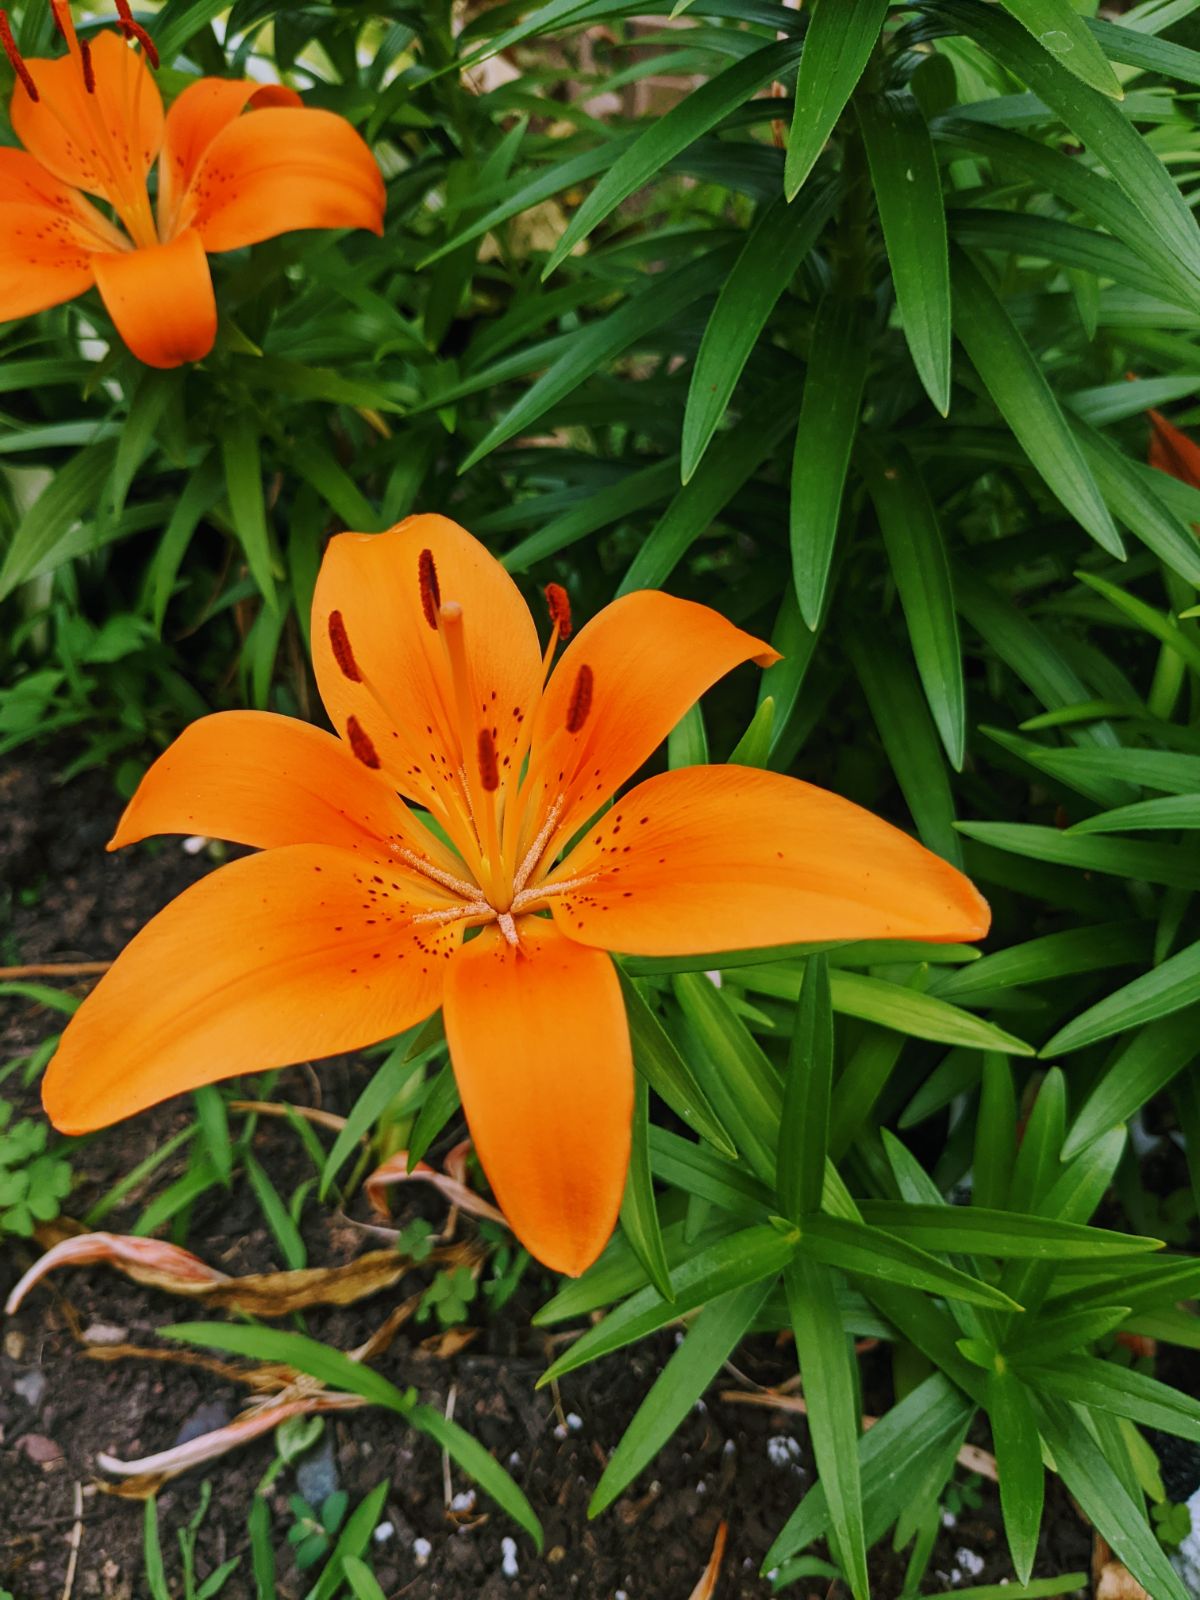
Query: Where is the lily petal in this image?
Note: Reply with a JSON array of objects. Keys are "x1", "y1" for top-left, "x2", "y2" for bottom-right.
[
  {"x1": 524, "y1": 590, "x2": 778, "y2": 850},
  {"x1": 548, "y1": 765, "x2": 991, "y2": 955},
  {"x1": 185, "y1": 106, "x2": 384, "y2": 252},
  {"x1": 1148, "y1": 408, "x2": 1200, "y2": 492},
  {"x1": 43, "y1": 844, "x2": 455, "y2": 1134},
  {"x1": 93, "y1": 227, "x2": 217, "y2": 367},
  {"x1": 312, "y1": 516, "x2": 542, "y2": 849},
  {"x1": 13, "y1": 31, "x2": 163, "y2": 211},
  {"x1": 158, "y1": 77, "x2": 301, "y2": 238},
  {"x1": 0, "y1": 199, "x2": 98, "y2": 317},
  {"x1": 110, "y1": 710, "x2": 462, "y2": 875},
  {"x1": 442, "y1": 921, "x2": 632, "y2": 1276}
]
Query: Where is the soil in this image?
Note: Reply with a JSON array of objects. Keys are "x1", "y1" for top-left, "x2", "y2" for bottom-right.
[{"x1": 0, "y1": 753, "x2": 1101, "y2": 1600}]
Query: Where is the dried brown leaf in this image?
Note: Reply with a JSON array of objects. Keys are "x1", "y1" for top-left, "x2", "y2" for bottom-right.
[
  {"x1": 688, "y1": 1520, "x2": 728, "y2": 1600},
  {"x1": 365, "y1": 1147, "x2": 507, "y2": 1227}
]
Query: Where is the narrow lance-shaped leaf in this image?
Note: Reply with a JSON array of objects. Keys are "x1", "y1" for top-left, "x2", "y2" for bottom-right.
[
  {"x1": 858, "y1": 89, "x2": 951, "y2": 414},
  {"x1": 778, "y1": 953, "x2": 832, "y2": 1220},
  {"x1": 682, "y1": 178, "x2": 840, "y2": 483},
  {"x1": 986, "y1": 1365, "x2": 1044, "y2": 1584},
  {"x1": 951, "y1": 251, "x2": 1122, "y2": 557},
  {"x1": 785, "y1": 1256, "x2": 869, "y2": 1600},
  {"x1": 791, "y1": 296, "x2": 869, "y2": 628},
  {"x1": 785, "y1": 0, "x2": 891, "y2": 200},
  {"x1": 859, "y1": 438, "x2": 965, "y2": 768},
  {"x1": 619, "y1": 1073, "x2": 674, "y2": 1303},
  {"x1": 543, "y1": 38, "x2": 805, "y2": 275},
  {"x1": 999, "y1": 0, "x2": 1123, "y2": 97}
]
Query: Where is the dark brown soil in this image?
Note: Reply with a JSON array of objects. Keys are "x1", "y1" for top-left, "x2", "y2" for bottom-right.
[{"x1": 1, "y1": 754, "x2": 1094, "y2": 1600}]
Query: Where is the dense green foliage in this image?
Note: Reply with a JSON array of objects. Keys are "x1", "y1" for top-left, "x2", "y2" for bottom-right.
[{"x1": 5, "y1": 0, "x2": 1200, "y2": 1594}]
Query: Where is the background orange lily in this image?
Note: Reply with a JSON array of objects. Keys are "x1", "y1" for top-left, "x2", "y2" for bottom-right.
[
  {"x1": 43, "y1": 515, "x2": 990, "y2": 1276},
  {"x1": 0, "y1": 1, "x2": 384, "y2": 367}
]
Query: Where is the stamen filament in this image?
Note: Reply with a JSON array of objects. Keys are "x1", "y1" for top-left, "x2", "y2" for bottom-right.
[{"x1": 395, "y1": 848, "x2": 481, "y2": 902}]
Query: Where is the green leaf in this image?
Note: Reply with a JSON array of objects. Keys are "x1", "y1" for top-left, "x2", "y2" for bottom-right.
[
  {"x1": 619, "y1": 1074, "x2": 673, "y2": 1303},
  {"x1": 791, "y1": 296, "x2": 870, "y2": 627},
  {"x1": 849, "y1": 632, "x2": 963, "y2": 864},
  {"x1": 943, "y1": 0, "x2": 1200, "y2": 285},
  {"x1": 142, "y1": 1499, "x2": 170, "y2": 1600},
  {"x1": 672, "y1": 971, "x2": 783, "y2": 1180},
  {"x1": 1008, "y1": 1305, "x2": 1132, "y2": 1366},
  {"x1": 955, "y1": 823, "x2": 1200, "y2": 892},
  {"x1": 951, "y1": 251, "x2": 1122, "y2": 556},
  {"x1": 319, "y1": 1031, "x2": 429, "y2": 1200},
  {"x1": 1043, "y1": 942, "x2": 1200, "y2": 1055},
  {"x1": 1070, "y1": 795, "x2": 1200, "y2": 834},
  {"x1": 588, "y1": 1280, "x2": 771, "y2": 1516},
  {"x1": 539, "y1": 1225, "x2": 800, "y2": 1382},
  {"x1": 762, "y1": 1372, "x2": 974, "y2": 1568},
  {"x1": 933, "y1": 920, "x2": 1148, "y2": 1004},
  {"x1": 1030, "y1": 1356, "x2": 1200, "y2": 1442},
  {"x1": 858, "y1": 90, "x2": 951, "y2": 413},
  {"x1": 621, "y1": 375, "x2": 802, "y2": 593},
  {"x1": 778, "y1": 953, "x2": 832, "y2": 1220},
  {"x1": 0, "y1": 439, "x2": 118, "y2": 600},
  {"x1": 618, "y1": 971, "x2": 737, "y2": 1156},
  {"x1": 859, "y1": 439, "x2": 964, "y2": 767},
  {"x1": 785, "y1": 0, "x2": 890, "y2": 200},
  {"x1": 974, "y1": 1056, "x2": 1017, "y2": 1211},
  {"x1": 987, "y1": 1367, "x2": 1044, "y2": 1582},
  {"x1": 193, "y1": 1086, "x2": 232, "y2": 1188},
  {"x1": 408, "y1": 1403, "x2": 544, "y2": 1550},
  {"x1": 999, "y1": 0, "x2": 1124, "y2": 96},
  {"x1": 1076, "y1": 569, "x2": 1200, "y2": 677},
  {"x1": 462, "y1": 243, "x2": 739, "y2": 470},
  {"x1": 307, "y1": 1484, "x2": 390, "y2": 1600},
  {"x1": 342, "y1": 1557, "x2": 388, "y2": 1600},
  {"x1": 167, "y1": 1323, "x2": 415, "y2": 1414},
  {"x1": 1063, "y1": 1006, "x2": 1200, "y2": 1155},
  {"x1": 543, "y1": 38, "x2": 804, "y2": 274},
  {"x1": 801, "y1": 1215, "x2": 1022, "y2": 1309},
  {"x1": 407, "y1": 1059, "x2": 460, "y2": 1169},
  {"x1": 1037, "y1": 1397, "x2": 1189, "y2": 1600},
  {"x1": 682, "y1": 179, "x2": 839, "y2": 482},
  {"x1": 785, "y1": 1257, "x2": 868, "y2": 1599},
  {"x1": 245, "y1": 1152, "x2": 307, "y2": 1271},
  {"x1": 855, "y1": 1202, "x2": 1157, "y2": 1259},
  {"x1": 219, "y1": 419, "x2": 277, "y2": 606}
]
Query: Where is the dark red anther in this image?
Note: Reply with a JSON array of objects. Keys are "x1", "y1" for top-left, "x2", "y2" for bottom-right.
[
  {"x1": 545, "y1": 582, "x2": 573, "y2": 641},
  {"x1": 328, "y1": 610, "x2": 362, "y2": 682},
  {"x1": 346, "y1": 715, "x2": 381, "y2": 770},
  {"x1": 418, "y1": 547, "x2": 441, "y2": 631},
  {"x1": 477, "y1": 727, "x2": 500, "y2": 793},
  {"x1": 565, "y1": 664, "x2": 593, "y2": 735},
  {"x1": 0, "y1": 12, "x2": 39, "y2": 100},
  {"x1": 80, "y1": 37, "x2": 94, "y2": 92},
  {"x1": 115, "y1": 0, "x2": 158, "y2": 67}
]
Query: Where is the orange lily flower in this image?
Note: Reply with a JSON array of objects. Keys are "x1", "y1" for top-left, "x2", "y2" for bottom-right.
[
  {"x1": 0, "y1": 1, "x2": 383, "y2": 368},
  {"x1": 43, "y1": 516, "x2": 990, "y2": 1275}
]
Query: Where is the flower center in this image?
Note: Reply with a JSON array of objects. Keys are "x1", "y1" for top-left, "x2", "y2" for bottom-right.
[{"x1": 326, "y1": 551, "x2": 599, "y2": 949}]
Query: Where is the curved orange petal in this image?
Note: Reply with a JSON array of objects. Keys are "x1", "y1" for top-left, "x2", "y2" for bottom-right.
[
  {"x1": 0, "y1": 200, "x2": 98, "y2": 318},
  {"x1": 184, "y1": 106, "x2": 384, "y2": 252},
  {"x1": 442, "y1": 920, "x2": 632, "y2": 1276},
  {"x1": 110, "y1": 710, "x2": 462, "y2": 876},
  {"x1": 43, "y1": 844, "x2": 456, "y2": 1135},
  {"x1": 158, "y1": 77, "x2": 302, "y2": 238},
  {"x1": 93, "y1": 228, "x2": 216, "y2": 367},
  {"x1": 523, "y1": 590, "x2": 779, "y2": 853},
  {"x1": 312, "y1": 516, "x2": 543, "y2": 856},
  {"x1": 547, "y1": 765, "x2": 991, "y2": 956},
  {"x1": 1147, "y1": 409, "x2": 1200, "y2": 492},
  {"x1": 13, "y1": 32, "x2": 163, "y2": 218}
]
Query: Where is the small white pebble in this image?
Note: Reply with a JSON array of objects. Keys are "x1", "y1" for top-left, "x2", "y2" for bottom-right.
[
  {"x1": 704, "y1": 969, "x2": 723, "y2": 988},
  {"x1": 955, "y1": 1549, "x2": 985, "y2": 1579},
  {"x1": 501, "y1": 1536, "x2": 519, "y2": 1579},
  {"x1": 182, "y1": 835, "x2": 209, "y2": 855},
  {"x1": 553, "y1": 1423, "x2": 567, "y2": 1440},
  {"x1": 615, "y1": 1591, "x2": 628, "y2": 1600},
  {"x1": 413, "y1": 1537, "x2": 432, "y2": 1568},
  {"x1": 765, "y1": 1571, "x2": 780, "y2": 1583},
  {"x1": 941, "y1": 1509, "x2": 958, "y2": 1528},
  {"x1": 373, "y1": 1522, "x2": 394, "y2": 1545},
  {"x1": 766, "y1": 1434, "x2": 802, "y2": 1468},
  {"x1": 565, "y1": 1412, "x2": 583, "y2": 1432},
  {"x1": 696, "y1": 1481, "x2": 706, "y2": 1495},
  {"x1": 451, "y1": 1490, "x2": 476, "y2": 1513},
  {"x1": 723, "y1": 1439, "x2": 736, "y2": 1456},
  {"x1": 693, "y1": 1398, "x2": 707, "y2": 1414},
  {"x1": 508, "y1": 1451, "x2": 521, "y2": 1467}
]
